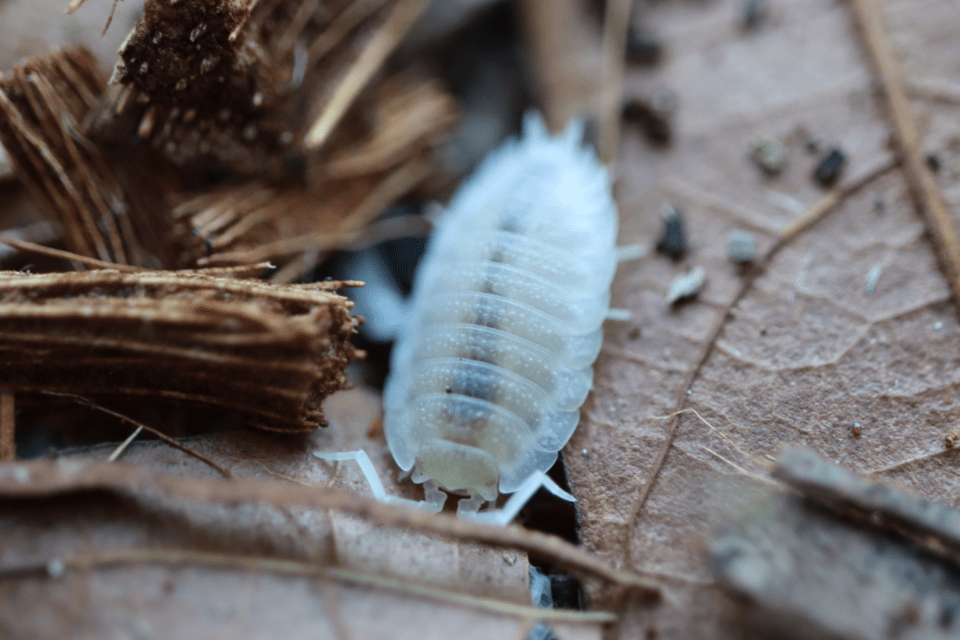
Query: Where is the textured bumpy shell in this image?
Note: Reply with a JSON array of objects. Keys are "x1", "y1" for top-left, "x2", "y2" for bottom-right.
[{"x1": 383, "y1": 114, "x2": 618, "y2": 500}]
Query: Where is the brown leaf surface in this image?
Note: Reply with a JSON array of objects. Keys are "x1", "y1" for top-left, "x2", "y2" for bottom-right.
[
  {"x1": 559, "y1": 0, "x2": 960, "y2": 635},
  {"x1": 0, "y1": 387, "x2": 605, "y2": 640}
]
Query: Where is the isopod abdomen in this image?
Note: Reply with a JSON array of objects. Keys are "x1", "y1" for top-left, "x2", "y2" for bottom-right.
[{"x1": 383, "y1": 113, "x2": 618, "y2": 508}]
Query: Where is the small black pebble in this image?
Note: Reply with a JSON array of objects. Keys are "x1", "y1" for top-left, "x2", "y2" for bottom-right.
[
  {"x1": 656, "y1": 205, "x2": 686, "y2": 260},
  {"x1": 927, "y1": 152, "x2": 941, "y2": 172},
  {"x1": 622, "y1": 89, "x2": 676, "y2": 145},
  {"x1": 813, "y1": 148, "x2": 845, "y2": 186},
  {"x1": 626, "y1": 26, "x2": 662, "y2": 65}
]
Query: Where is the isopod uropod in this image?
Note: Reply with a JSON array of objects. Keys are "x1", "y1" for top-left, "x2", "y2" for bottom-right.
[{"x1": 382, "y1": 113, "x2": 618, "y2": 518}]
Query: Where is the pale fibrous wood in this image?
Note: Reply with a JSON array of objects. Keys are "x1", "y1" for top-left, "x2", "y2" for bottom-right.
[
  {"x1": 0, "y1": 269, "x2": 360, "y2": 432},
  {"x1": 97, "y1": 0, "x2": 438, "y2": 180},
  {"x1": 169, "y1": 70, "x2": 454, "y2": 267},
  {"x1": 0, "y1": 47, "x2": 174, "y2": 268}
]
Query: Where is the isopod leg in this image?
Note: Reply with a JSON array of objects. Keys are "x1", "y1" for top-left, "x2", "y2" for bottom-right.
[
  {"x1": 463, "y1": 472, "x2": 577, "y2": 526},
  {"x1": 616, "y1": 243, "x2": 647, "y2": 262},
  {"x1": 312, "y1": 449, "x2": 443, "y2": 512},
  {"x1": 456, "y1": 493, "x2": 485, "y2": 516},
  {"x1": 423, "y1": 479, "x2": 448, "y2": 512},
  {"x1": 605, "y1": 308, "x2": 632, "y2": 321}
]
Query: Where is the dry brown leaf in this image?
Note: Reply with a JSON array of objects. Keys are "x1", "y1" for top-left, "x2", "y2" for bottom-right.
[
  {"x1": 0, "y1": 388, "x2": 605, "y2": 640},
  {"x1": 539, "y1": 0, "x2": 960, "y2": 635},
  {"x1": 0, "y1": 269, "x2": 360, "y2": 432}
]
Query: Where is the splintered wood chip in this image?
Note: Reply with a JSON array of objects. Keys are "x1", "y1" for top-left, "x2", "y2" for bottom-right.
[
  {"x1": 170, "y1": 70, "x2": 454, "y2": 268},
  {"x1": 711, "y1": 449, "x2": 960, "y2": 640},
  {"x1": 0, "y1": 269, "x2": 360, "y2": 431},
  {"x1": 94, "y1": 0, "x2": 432, "y2": 179},
  {"x1": 0, "y1": 47, "x2": 175, "y2": 267},
  {"x1": 173, "y1": 156, "x2": 433, "y2": 267}
]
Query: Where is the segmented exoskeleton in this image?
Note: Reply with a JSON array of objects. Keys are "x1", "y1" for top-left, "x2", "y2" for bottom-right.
[{"x1": 382, "y1": 114, "x2": 618, "y2": 514}]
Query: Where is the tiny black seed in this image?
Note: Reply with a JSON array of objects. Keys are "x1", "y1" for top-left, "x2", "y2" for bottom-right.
[
  {"x1": 656, "y1": 205, "x2": 686, "y2": 260},
  {"x1": 813, "y1": 148, "x2": 845, "y2": 186}
]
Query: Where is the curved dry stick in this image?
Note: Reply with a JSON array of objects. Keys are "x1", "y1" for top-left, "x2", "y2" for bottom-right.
[
  {"x1": 623, "y1": 158, "x2": 899, "y2": 564},
  {"x1": 48, "y1": 392, "x2": 232, "y2": 478},
  {"x1": 0, "y1": 548, "x2": 617, "y2": 623},
  {"x1": 0, "y1": 233, "x2": 144, "y2": 272},
  {"x1": 851, "y1": 0, "x2": 960, "y2": 318},
  {"x1": 0, "y1": 458, "x2": 660, "y2": 596}
]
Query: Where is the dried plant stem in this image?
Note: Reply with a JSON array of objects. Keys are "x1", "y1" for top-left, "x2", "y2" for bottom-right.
[
  {"x1": 0, "y1": 390, "x2": 14, "y2": 461},
  {"x1": 851, "y1": 0, "x2": 960, "y2": 315},
  {"x1": 624, "y1": 157, "x2": 899, "y2": 565},
  {"x1": 0, "y1": 548, "x2": 616, "y2": 622},
  {"x1": 108, "y1": 426, "x2": 144, "y2": 462},
  {"x1": 0, "y1": 233, "x2": 144, "y2": 272},
  {"x1": 304, "y1": 0, "x2": 430, "y2": 150},
  {"x1": 196, "y1": 158, "x2": 432, "y2": 265},
  {"x1": 0, "y1": 459, "x2": 660, "y2": 594},
  {"x1": 307, "y1": 0, "x2": 391, "y2": 63},
  {"x1": 520, "y1": 0, "x2": 605, "y2": 135},
  {"x1": 598, "y1": 0, "x2": 631, "y2": 164}
]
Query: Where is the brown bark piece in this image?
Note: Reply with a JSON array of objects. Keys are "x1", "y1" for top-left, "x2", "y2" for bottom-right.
[
  {"x1": 557, "y1": 0, "x2": 960, "y2": 635},
  {"x1": 519, "y1": 0, "x2": 605, "y2": 134},
  {"x1": 712, "y1": 449, "x2": 960, "y2": 640},
  {"x1": 0, "y1": 269, "x2": 360, "y2": 432}
]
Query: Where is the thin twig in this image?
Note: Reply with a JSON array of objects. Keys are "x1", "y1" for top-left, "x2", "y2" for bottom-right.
[
  {"x1": 0, "y1": 459, "x2": 659, "y2": 594},
  {"x1": 623, "y1": 158, "x2": 899, "y2": 565},
  {"x1": 108, "y1": 426, "x2": 144, "y2": 462},
  {"x1": 0, "y1": 390, "x2": 14, "y2": 461},
  {"x1": 598, "y1": 0, "x2": 631, "y2": 164},
  {"x1": 0, "y1": 233, "x2": 144, "y2": 272},
  {"x1": 851, "y1": 0, "x2": 960, "y2": 316},
  {"x1": 48, "y1": 392, "x2": 231, "y2": 478},
  {"x1": 0, "y1": 548, "x2": 616, "y2": 623},
  {"x1": 304, "y1": 0, "x2": 430, "y2": 150}
]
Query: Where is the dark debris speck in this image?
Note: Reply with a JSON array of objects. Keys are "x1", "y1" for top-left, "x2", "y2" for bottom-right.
[
  {"x1": 813, "y1": 148, "x2": 845, "y2": 186},
  {"x1": 656, "y1": 205, "x2": 686, "y2": 260},
  {"x1": 626, "y1": 26, "x2": 662, "y2": 65}
]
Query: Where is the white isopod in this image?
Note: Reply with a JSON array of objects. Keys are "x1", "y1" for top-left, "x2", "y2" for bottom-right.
[{"x1": 317, "y1": 113, "x2": 619, "y2": 524}]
